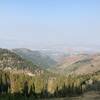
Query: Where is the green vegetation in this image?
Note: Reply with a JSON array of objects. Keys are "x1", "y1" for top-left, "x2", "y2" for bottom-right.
[
  {"x1": 0, "y1": 69, "x2": 100, "y2": 99},
  {"x1": 0, "y1": 48, "x2": 100, "y2": 99},
  {"x1": 0, "y1": 48, "x2": 43, "y2": 72},
  {"x1": 13, "y1": 48, "x2": 57, "y2": 68}
]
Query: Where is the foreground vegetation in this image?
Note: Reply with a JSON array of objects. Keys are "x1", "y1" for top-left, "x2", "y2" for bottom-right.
[{"x1": 0, "y1": 69, "x2": 100, "y2": 100}]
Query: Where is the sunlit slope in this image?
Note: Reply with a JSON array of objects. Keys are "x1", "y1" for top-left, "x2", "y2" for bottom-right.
[
  {"x1": 53, "y1": 54, "x2": 100, "y2": 75},
  {"x1": 0, "y1": 48, "x2": 41, "y2": 71}
]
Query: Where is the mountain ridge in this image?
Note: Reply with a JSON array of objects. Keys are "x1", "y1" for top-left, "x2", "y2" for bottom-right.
[{"x1": 12, "y1": 48, "x2": 57, "y2": 68}]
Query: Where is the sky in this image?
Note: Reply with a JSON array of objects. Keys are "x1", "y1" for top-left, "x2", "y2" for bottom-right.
[{"x1": 0, "y1": 0, "x2": 100, "y2": 50}]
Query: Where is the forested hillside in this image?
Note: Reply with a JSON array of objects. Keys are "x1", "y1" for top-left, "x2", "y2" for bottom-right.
[
  {"x1": 0, "y1": 48, "x2": 44, "y2": 73},
  {"x1": 12, "y1": 48, "x2": 57, "y2": 68}
]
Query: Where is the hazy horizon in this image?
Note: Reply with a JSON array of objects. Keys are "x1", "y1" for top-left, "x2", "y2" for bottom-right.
[{"x1": 0, "y1": 0, "x2": 100, "y2": 50}]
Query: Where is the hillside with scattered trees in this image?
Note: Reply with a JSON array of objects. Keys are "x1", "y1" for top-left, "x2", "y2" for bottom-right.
[
  {"x1": 0, "y1": 48, "x2": 45, "y2": 75},
  {"x1": 0, "y1": 48, "x2": 100, "y2": 100}
]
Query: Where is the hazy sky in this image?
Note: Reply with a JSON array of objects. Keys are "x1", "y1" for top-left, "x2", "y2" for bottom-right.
[{"x1": 0, "y1": 0, "x2": 100, "y2": 49}]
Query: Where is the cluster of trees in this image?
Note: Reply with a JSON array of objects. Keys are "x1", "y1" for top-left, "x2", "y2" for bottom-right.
[{"x1": 0, "y1": 69, "x2": 100, "y2": 100}]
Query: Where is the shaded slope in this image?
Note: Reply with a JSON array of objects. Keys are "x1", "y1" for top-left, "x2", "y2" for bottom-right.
[{"x1": 12, "y1": 48, "x2": 57, "y2": 68}]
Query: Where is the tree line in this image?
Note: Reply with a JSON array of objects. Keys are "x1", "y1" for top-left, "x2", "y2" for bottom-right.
[{"x1": 0, "y1": 70, "x2": 100, "y2": 100}]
